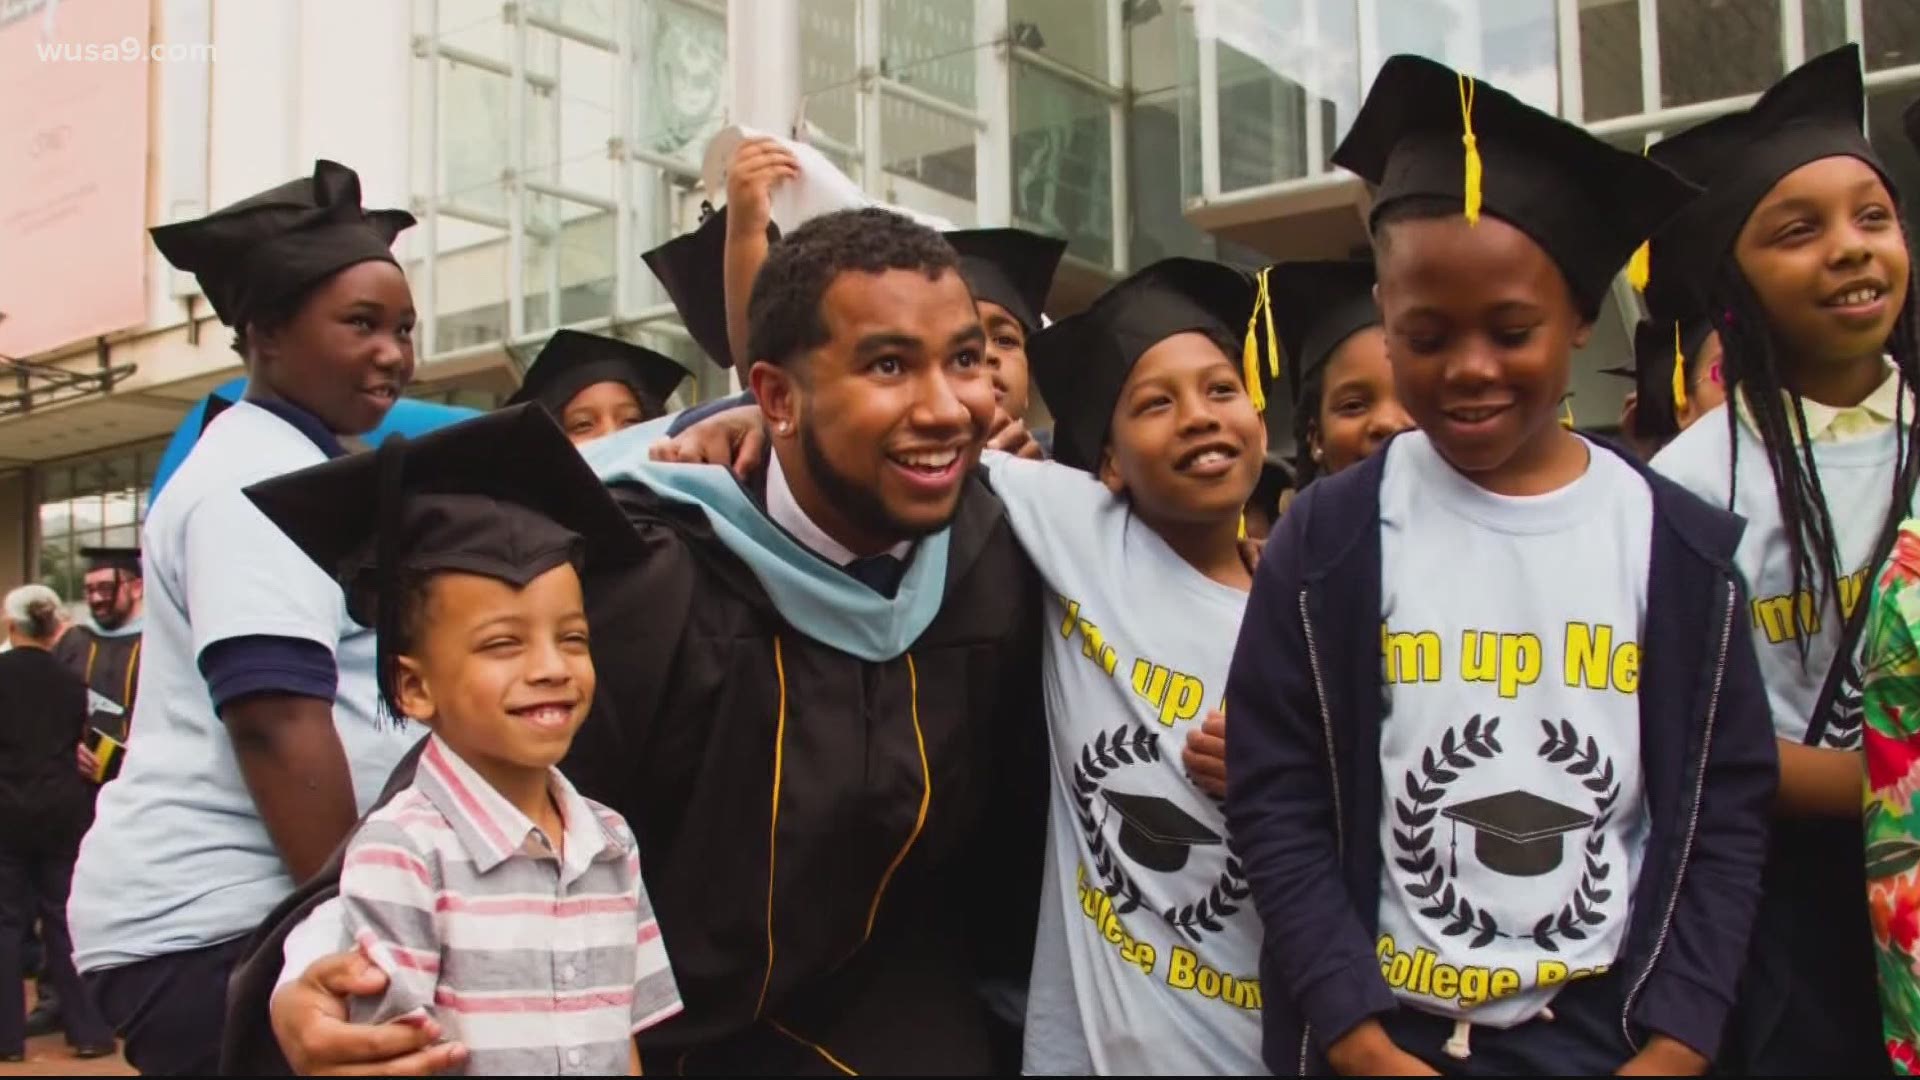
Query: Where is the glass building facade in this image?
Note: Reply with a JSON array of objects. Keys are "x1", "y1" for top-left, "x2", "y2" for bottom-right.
[{"x1": 397, "y1": 0, "x2": 1920, "y2": 431}]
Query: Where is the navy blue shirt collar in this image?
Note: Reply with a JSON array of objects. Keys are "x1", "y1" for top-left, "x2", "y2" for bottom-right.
[{"x1": 250, "y1": 397, "x2": 348, "y2": 459}]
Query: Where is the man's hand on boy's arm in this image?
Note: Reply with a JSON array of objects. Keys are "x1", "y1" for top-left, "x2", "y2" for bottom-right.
[
  {"x1": 1325, "y1": 1019, "x2": 1437, "y2": 1076},
  {"x1": 1615, "y1": 1034, "x2": 1709, "y2": 1075},
  {"x1": 1774, "y1": 740, "x2": 1863, "y2": 817},
  {"x1": 1183, "y1": 711, "x2": 1228, "y2": 799},
  {"x1": 272, "y1": 952, "x2": 467, "y2": 1075}
]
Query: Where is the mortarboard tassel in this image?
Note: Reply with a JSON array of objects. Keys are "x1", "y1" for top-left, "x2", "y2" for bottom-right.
[
  {"x1": 1626, "y1": 239, "x2": 1651, "y2": 292},
  {"x1": 1458, "y1": 74, "x2": 1482, "y2": 226},
  {"x1": 1237, "y1": 512, "x2": 1248, "y2": 541},
  {"x1": 1560, "y1": 397, "x2": 1576, "y2": 429},
  {"x1": 1672, "y1": 321, "x2": 1690, "y2": 413},
  {"x1": 1243, "y1": 268, "x2": 1276, "y2": 414}
]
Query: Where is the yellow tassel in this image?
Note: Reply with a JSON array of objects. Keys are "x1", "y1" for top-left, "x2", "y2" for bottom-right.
[
  {"x1": 1243, "y1": 269, "x2": 1274, "y2": 414},
  {"x1": 1458, "y1": 74, "x2": 1482, "y2": 226},
  {"x1": 1671, "y1": 322, "x2": 1689, "y2": 413},
  {"x1": 1260, "y1": 269, "x2": 1281, "y2": 384},
  {"x1": 1627, "y1": 239, "x2": 1651, "y2": 292},
  {"x1": 1237, "y1": 512, "x2": 1248, "y2": 540},
  {"x1": 1560, "y1": 397, "x2": 1575, "y2": 429}
]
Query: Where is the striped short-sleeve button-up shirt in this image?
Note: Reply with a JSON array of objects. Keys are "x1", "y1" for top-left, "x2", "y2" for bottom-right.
[{"x1": 342, "y1": 734, "x2": 681, "y2": 1075}]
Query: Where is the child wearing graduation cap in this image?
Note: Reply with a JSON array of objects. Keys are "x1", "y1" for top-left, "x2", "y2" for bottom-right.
[
  {"x1": 1644, "y1": 45, "x2": 1920, "y2": 1075},
  {"x1": 242, "y1": 404, "x2": 680, "y2": 1076},
  {"x1": 1268, "y1": 259, "x2": 1414, "y2": 488},
  {"x1": 507, "y1": 329, "x2": 691, "y2": 445},
  {"x1": 67, "y1": 160, "x2": 423, "y2": 1075},
  {"x1": 1223, "y1": 55, "x2": 1777, "y2": 1075},
  {"x1": 1605, "y1": 205, "x2": 1728, "y2": 460}
]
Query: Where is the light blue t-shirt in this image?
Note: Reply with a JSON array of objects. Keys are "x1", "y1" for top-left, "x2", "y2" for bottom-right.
[
  {"x1": 69, "y1": 402, "x2": 418, "y2": 972},
  {"x1": 982, "y1": 451, "x2": 1264, "y2": 1075}
]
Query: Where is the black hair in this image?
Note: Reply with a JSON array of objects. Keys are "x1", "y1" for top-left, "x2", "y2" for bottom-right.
[
  {"x1": 1292, "y1": 369, "x2": 1326, "y2": 486},
  {"x1": 1711, "y1": 248, "x2": 1920, "y2": 658},
  {"x1": 745, "y1": 208, "x2": 961, "y2": 369},
  {"x1": 228, "y1": 281, "x2": 320, "y2": 359}
]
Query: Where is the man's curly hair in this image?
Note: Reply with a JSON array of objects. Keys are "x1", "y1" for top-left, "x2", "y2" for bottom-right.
[{"x1": 745, "y1": 207, "x2": 961, "y2": 369}]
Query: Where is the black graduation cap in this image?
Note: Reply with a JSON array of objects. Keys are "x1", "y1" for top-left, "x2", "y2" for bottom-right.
[
  {"x1": 1616, "y1": 316, "x2": 1717, "y2": 442},
  {"x1": 1647, "y1": 45, "x2": 1889, "y2": 314},
  {"x1": 149, "y1": 160, "x2": 415, "y2": 329},
  {"x1": 78, "y1": 547, "x2": 141, "y2": 577},
  {"x1": 1332, "y1": 54, "x2": 1699, "y2": 320},
  {"x1": 1442, "y1": 790, "x2": 1595, "y2": 878},
  {"x1": 1100, "y1": 790, "x2": 1222, "y2": 873},
  {"x1": 945, "y1": 228, "x2": 1067, "y2": 333},
  {"x1": 1265, "y1": 260, "x2": 1381, "y2": 410},
  {"x1": 241, "y1": 404, "x2": 634, "y2": 717},
  {"x1": 506, "y1": 329, "x2": 691, "y2": 421},
  {"x1": 643, "y1": 206, "x2": 779, "y2": 369},
  {"x1": 1028, "y1": 258, "x2": 1257, "y2": 472}
]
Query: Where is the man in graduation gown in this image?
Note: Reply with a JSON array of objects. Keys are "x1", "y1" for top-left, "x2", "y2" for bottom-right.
[
  {"x1": 224, "y1": 206, "x2": 1049, "y2": 1076},
  {"x1": 54, "y1": 547, "x2": 145, "y2": 768}
]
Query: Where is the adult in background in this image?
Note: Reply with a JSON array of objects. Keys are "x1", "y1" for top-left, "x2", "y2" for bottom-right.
[
  {"x1": 55, "y1": 547, "x2": 145, "y2": 784},
  {"x1": 0, "y1": 586, "x2": 114, "y2": 1062}
]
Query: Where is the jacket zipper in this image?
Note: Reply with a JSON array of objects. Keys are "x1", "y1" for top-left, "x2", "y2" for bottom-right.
[
  {"x1": 1618, "y1": 577, "x2": 1735, "y2": 1050},
  {"x1": 1298, "y1": 588, "x2": 1342, "y2": 1076}
]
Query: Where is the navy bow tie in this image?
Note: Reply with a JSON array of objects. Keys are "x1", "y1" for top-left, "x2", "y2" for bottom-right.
[{"x1": 845, "y1": 553, "x2": 906, "y2": 598}]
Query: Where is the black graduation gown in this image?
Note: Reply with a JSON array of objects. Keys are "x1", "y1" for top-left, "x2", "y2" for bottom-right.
[
  {"x1": 52, "y1": 625, "x2": 142, "y2": 743},
  {"x1": 220, "y1": 472, "x2": 1050, "y2": 1076}
]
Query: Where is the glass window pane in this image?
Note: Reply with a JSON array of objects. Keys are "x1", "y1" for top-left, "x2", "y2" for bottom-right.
[
  {"x1": 1011, "y1": 0, "x2": 1110, "y2": 85},
  {"x1": 802, "y1": 83, "x2": 864, "y2": 170},
  {"x1": 637, "y1": 1, "x2": 728, "y2": 169},
  {"x1": 1579, "y1": 0, "x2": 1642, "y2": 122},
  {"x1": 1130, "y1": 87, "x2": 1216, "y2": 265},
  {"x1": 1803, "y1": 0, "x2": 1849, "y2": 57},
  {"x1": 1374, "y1": 0, "x2": 1559, "y2": 114},
  {"x1": 881, "y1": 0, "x2": 977, "y2": 110},
  {"x1": 1655, "y1": 0, "x2": 1782, "y2": 108},
  {"x1": 801, "y1": 0, "x2": 861, "y2": 94},
  {"x1": 1864, "y1": 0, "x2": 1920, "y2": 72},
  {"x1": 522, "y1": 191, "x2": 615, "y2": 332},
  {"x1": 1013, "y1": 62, "x2": 1112, "y2": 267},
  {"x1": 881, "y1": 91, "x2": 978, "y2": 223},
  {"x1": 442, "y1": 61, "x2": 512, "y2": 212},
  {"x1": 1218, "y1": 40, "x2": 1308, "y2": 190}
]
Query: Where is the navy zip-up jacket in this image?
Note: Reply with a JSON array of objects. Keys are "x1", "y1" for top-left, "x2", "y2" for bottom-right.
[{"x1": 1223, "y1": 438, "x2": 1777, "y2": 1075}]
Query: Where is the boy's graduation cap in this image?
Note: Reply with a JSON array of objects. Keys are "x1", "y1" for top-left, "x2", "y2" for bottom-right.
[
  {"x1": 1331, "y1": 55, "x2": 1699, "y2": 320},
  {"x1": 1610, "y1": 316, "x2": 1717, "y2": 442},
  {"x1": 946, "y1": 228, "x2": 1068, "y2": 333},
  {"x1": 643, "y1": 206, "x2": 778, "y2": 368},
  {"x1": 242, "y1": 404, "x2": 634, "y2": 717},
  {"x1": 1442, "y1": 790, "x2": 1595, "y2": 878},
  {"x1": 150, "y1": 160, "x2": 415, "y2": 329},
  {"x1": 1647, "y1": 45, "x2": 1891, "y2": 314},
  {"x1": 1028, "y1": 258, "x2": 1258, "y2": 472},
  {"x1": 1100, "y1": 790, "x2": 1223, "y2": 872},
  {"x1": 78, "y1": 547, "x2": 142, "y2": 578},
  {"x1": 1265, "y1": 260, "x2": 1381, "y2": 411},
  {"x1": 506, "y1": 329, "x2": 691, "y2": 421}
]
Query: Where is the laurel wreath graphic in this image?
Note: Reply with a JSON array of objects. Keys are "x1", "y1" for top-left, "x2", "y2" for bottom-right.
[
  {"x1": 1528, "y1": 719, "x2": 1620, "y2": 952},
  {"x1": 1071, "y1": 724, "x2": 1251, "y2": 943},
  {"x1": 1393, "y1": 715, "x2": 1505, "y2": 947}
]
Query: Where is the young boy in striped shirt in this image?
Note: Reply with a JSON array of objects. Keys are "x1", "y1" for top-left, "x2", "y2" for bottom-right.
[{"x1": 241, "y1": 406, "x2": 679, "y2": 1075}]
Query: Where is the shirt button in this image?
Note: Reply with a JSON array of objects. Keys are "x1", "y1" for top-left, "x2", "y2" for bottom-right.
[{"x1": 567, "y1": 1048, "x2": 582, "y2": 1066}]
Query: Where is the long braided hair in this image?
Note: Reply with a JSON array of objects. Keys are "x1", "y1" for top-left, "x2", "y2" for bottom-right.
[{"x1": 1710, "y1": 248, "x2": 1920, "y2": 661}]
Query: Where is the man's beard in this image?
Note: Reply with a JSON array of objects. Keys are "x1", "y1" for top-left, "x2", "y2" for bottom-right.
[
  {"x1": 91, "y1": 602, "x2": 128, "y2": 631},
  {"x1": 798, "y1": 409, "x2": 957, "y2": 546}
]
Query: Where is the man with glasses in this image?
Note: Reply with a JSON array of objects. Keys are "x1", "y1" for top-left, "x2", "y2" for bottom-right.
[{"x1": 53, "y1": 547, "x2": 144, "y2": 783}]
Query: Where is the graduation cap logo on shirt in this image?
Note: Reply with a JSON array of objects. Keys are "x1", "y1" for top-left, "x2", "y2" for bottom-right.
[
  {"x1": 1442, "y1": 790, "x2": 1595, "y2": 878},
  {"x1": 1101, "y1": 789, "x2": 1223, "y2": 873}
]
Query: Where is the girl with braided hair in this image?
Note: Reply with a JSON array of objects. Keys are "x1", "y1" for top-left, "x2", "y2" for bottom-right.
[{"x1": 1649, "y1": 46, "x2": 1918, "y2": 1074}]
